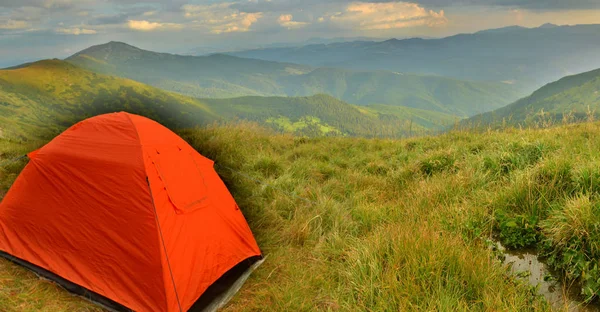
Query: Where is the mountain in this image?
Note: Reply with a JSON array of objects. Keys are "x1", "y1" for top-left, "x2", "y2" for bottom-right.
[
  {"x1": 66, "y1": 42, "x2": 522, "y2": 116},
  {"x1": 463, "y1": 67, "x2": 600, "y2": 127},
  {"x1": 188, "y1": 37, "x2": 383, "y2": 55},
  {"x1": 0, "y1": 59, "x2": 453, "y2": 141},
  {"x1": 201, "y1": 95, "x2": 457, "y2": 136},
  {"x1": 0, "y1": 59, "x2": 217, "y2": 141},
  {"x1": 229, "y1": 24, "x2": 600, "y2": 92},
  {"x1": 66, "y1": 41, "x2": 312, "y2": 98},
  {"x1": 279, "y1": 67, "x2": 519, "y2": 116}
]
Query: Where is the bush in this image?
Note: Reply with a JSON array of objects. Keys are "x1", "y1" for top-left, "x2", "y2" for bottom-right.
[
  {"x1": 541, "y1": 195, "x2": 600, "y2": 301},
  {"x1": 496, "y1": 212, "x2": 541, "y2": 249}
]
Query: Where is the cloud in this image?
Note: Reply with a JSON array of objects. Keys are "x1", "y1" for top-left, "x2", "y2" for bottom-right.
[
  {"x1": 328, "y1": 1, "x2": 447, "y2": 30},
  {"x1": 0, "y1": 0, "x2": 94, "y2": 9},
  {"x1": 182, "y1": 3, "x2": 264, "y2": 34},
  {"x1": 0, "y1": 20, "x2": 30, "y2": 30},
  {"x1": 278, "y1": 14, "x2": 308, "y2": 29},
  {"x1": 127, "y1": 19, "x2": 183, "y2": 31},
  {"x1": 90, "y1": 13, "x2": 129, "y2": 25},
  {"x1": 55, "y1": 27, "x2": 97, "y2": 35},
  {"x1": 367, "y1": 0, "x2": 600, "y2": 11}
]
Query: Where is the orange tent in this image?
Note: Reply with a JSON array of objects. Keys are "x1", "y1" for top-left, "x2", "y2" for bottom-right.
[{"x1": 0, "y1": 112, "x2": 262, "y2": 311}]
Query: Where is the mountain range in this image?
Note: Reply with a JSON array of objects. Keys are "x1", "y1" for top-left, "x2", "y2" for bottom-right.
[
  {"x1": 464, "y1": 67, "x2": 600, "y2": 127},
  {"x1": 3, "y1": 24, "x2": 600, "y2": 141},
  {"x1": 229, "y1": 24, "x2": 600, "y2": 92},
  {"x1": 0, "y1": 60, "x2": 455, "y2": 141},
  {"x1": 66, "y1": 41, "x2": 521, "y2": 117}
]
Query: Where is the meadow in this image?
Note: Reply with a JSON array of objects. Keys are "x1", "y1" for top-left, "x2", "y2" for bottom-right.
[{"x1": 1, "y1": 121, "x2": 600, "y2": 311}]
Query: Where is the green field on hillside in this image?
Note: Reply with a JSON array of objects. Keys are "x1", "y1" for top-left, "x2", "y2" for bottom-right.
[
  {"x1": 66, "y1": 42, "x2": 522, "y2": 116},
  {"x1": 0, "y1": 60, "x2": 454, "y2": 141},
  {"x1": 465, "y1": 68, "x2": 600, "y2": 128},
  {"x1": 3, "y1": 121, "x2": 600, "y2": 311}
]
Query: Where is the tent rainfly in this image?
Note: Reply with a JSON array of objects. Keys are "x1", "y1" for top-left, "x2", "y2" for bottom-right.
[{"x1": 0, "y1": 112, "x2": 262, "y2": 312}]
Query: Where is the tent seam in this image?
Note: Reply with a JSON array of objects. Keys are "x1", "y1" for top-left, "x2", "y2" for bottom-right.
[
  {"x1": 147, "y1": 179, "x2": 184, "y2": 312},
  {"x1": 124, "y1": 113, "x2": 182, "y2": 312}
]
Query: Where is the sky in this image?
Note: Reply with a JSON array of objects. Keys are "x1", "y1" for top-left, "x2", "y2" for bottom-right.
[{"x1": 1, "y1": 0, "x2": 600, "y2": 66}]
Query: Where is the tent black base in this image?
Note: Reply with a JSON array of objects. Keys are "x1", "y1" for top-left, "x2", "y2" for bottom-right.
[
  {"x1": 190, "y1": 255, "x2": 264, "y2": 312},
  {"x1": 0, "y1": 250, "x2": 131, "y2": 312},
  {"x1": 0, "y1": 251, "x2": 263, "y2": 312}
]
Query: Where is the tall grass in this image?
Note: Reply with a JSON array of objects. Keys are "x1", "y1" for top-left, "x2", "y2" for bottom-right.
[{"x1": 5, "y1": 121, "x2": 600, "y2": 310}]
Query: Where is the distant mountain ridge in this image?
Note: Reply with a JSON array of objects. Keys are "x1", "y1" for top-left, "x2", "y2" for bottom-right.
[
  {"x1": 228, "y1": 24, "x2": 600, "y2": 92},
  {"x1": 463, "y1": 67, "x2": 600, "y2": 127},
  {"x1": 0, "y1": 59, "x2": 453, "y2": 141},
  {"x1": 66, "y1": 41, "x2": 521, "y2": 116}
]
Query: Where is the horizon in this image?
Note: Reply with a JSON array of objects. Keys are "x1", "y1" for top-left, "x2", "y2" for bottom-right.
[
  {"x1": 2, "y1": 0, "x2": 600, "y2": 67},
  {"x1": 2, "y1": 22, "x2": 598, "y2": 69}
]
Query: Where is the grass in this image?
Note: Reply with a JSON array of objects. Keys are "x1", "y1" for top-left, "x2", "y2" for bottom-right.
[{"x1": 4, "y1": 121, "x2": 600, "y2": 310}]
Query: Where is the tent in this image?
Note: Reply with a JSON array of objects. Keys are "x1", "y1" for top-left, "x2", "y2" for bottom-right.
[{"x1": 0, "y1": 112, "x2": 262, "y2": 312}]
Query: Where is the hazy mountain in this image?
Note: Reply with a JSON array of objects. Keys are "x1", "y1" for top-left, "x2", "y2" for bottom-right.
[
  {"x1": 463, "y1": 67, "x2": 600, "y2": 127},
  {"x1": 189, "y1": 37, "x2": 384, "y2": 55},
  {"x1": 229, "y1": 24, "x2": 600, "y2": 92},
  {"x1": 66, "y1": 42, "x2": 521, "y2": 116},
  {"x1": 0, "y1": 59, "x2": 454, "y2": 141}
]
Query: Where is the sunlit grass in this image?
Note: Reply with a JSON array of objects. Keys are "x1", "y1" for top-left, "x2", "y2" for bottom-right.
[{"x1": 4, "y1": 121, "x2": 600, "y2": 310}]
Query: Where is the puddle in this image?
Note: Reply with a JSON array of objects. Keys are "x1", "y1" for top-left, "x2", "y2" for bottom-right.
[{"x1": 496, "y1": 242, "x2": 600, "y2": 312}]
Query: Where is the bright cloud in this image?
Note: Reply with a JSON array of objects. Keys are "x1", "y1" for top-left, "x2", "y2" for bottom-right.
[
  {"x1": 55, "y1": 27, "x2": 96, "y2": 35},
  {"x1": 278, "y1": 14, "x2": 308, "y2": 29},
  {"x1": 127, "y1": 19, "x2": 183, "y2": 31},
  {"x1": 329, "y1": 1, "x2": 447, "y2": 30},
  {"x1": 182, "y1": 3, "x2": 263, "y2": 34}
]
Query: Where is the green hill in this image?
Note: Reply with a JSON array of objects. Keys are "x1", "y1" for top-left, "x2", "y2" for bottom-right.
[
  {"x1": 464, "y1": 68, "x2": 600, "y2": 127},
  {"x1": 201, "y1": 95, "x2": 455, "y2": 137},
  {"x1": 0, "y1": 59, "x2": 217, "y2": 141},
  {"x1": 66, "y1": 42, "x2": 522, "y2": 116},
  {"x1": 281, "y1": 68, "x2": 520, "y2": 116},
  {"x1": 0, "y1": 59, "x2": 453, "y2": 140},
  {"x1": 65, "y1": 41, "x2": 311, "y2": 99}
]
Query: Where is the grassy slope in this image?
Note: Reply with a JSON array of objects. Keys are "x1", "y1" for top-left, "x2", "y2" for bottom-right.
[
  {"x1": 361, "y1": 103, "x2": 459, "y2": 130},
  {"x1": 464, "y1": 68, "x2": 600, "y2": 127},
  {"x1": 0, "y1": 59, "x2": 217, "y2": 141},
  {"x1": 65, "y1": 42, "x2": 312, "y2": 99},
  {"x1": 66, "y1": 42, "x2": 521, "y2": 116},
  {"x1": 201, "y1": 94, "x2": 452, "y2": 137},
  {"x1": 282, "y1": 68, "x2": 521, "y2": 116},
  {"x1": 8, "y1": 121, "x2": 600, "y2": 310},
  {"x1": 0, "y1": 60, "x2": 449, "y2": 140}
]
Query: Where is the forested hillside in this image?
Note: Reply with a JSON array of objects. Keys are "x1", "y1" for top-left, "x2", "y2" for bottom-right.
[
  {"x1": 464, "y1": 68, "x2": 600, "y2": 127},
  {"x1": 0, "y1": 60, "x2": 451, "y2": 141},
  {"x1": 66, "y1": 42, "x2": 521, "y2": 116},
  {"x1": 230, "y1": 24, "x2": 600, "y2": 92}
]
